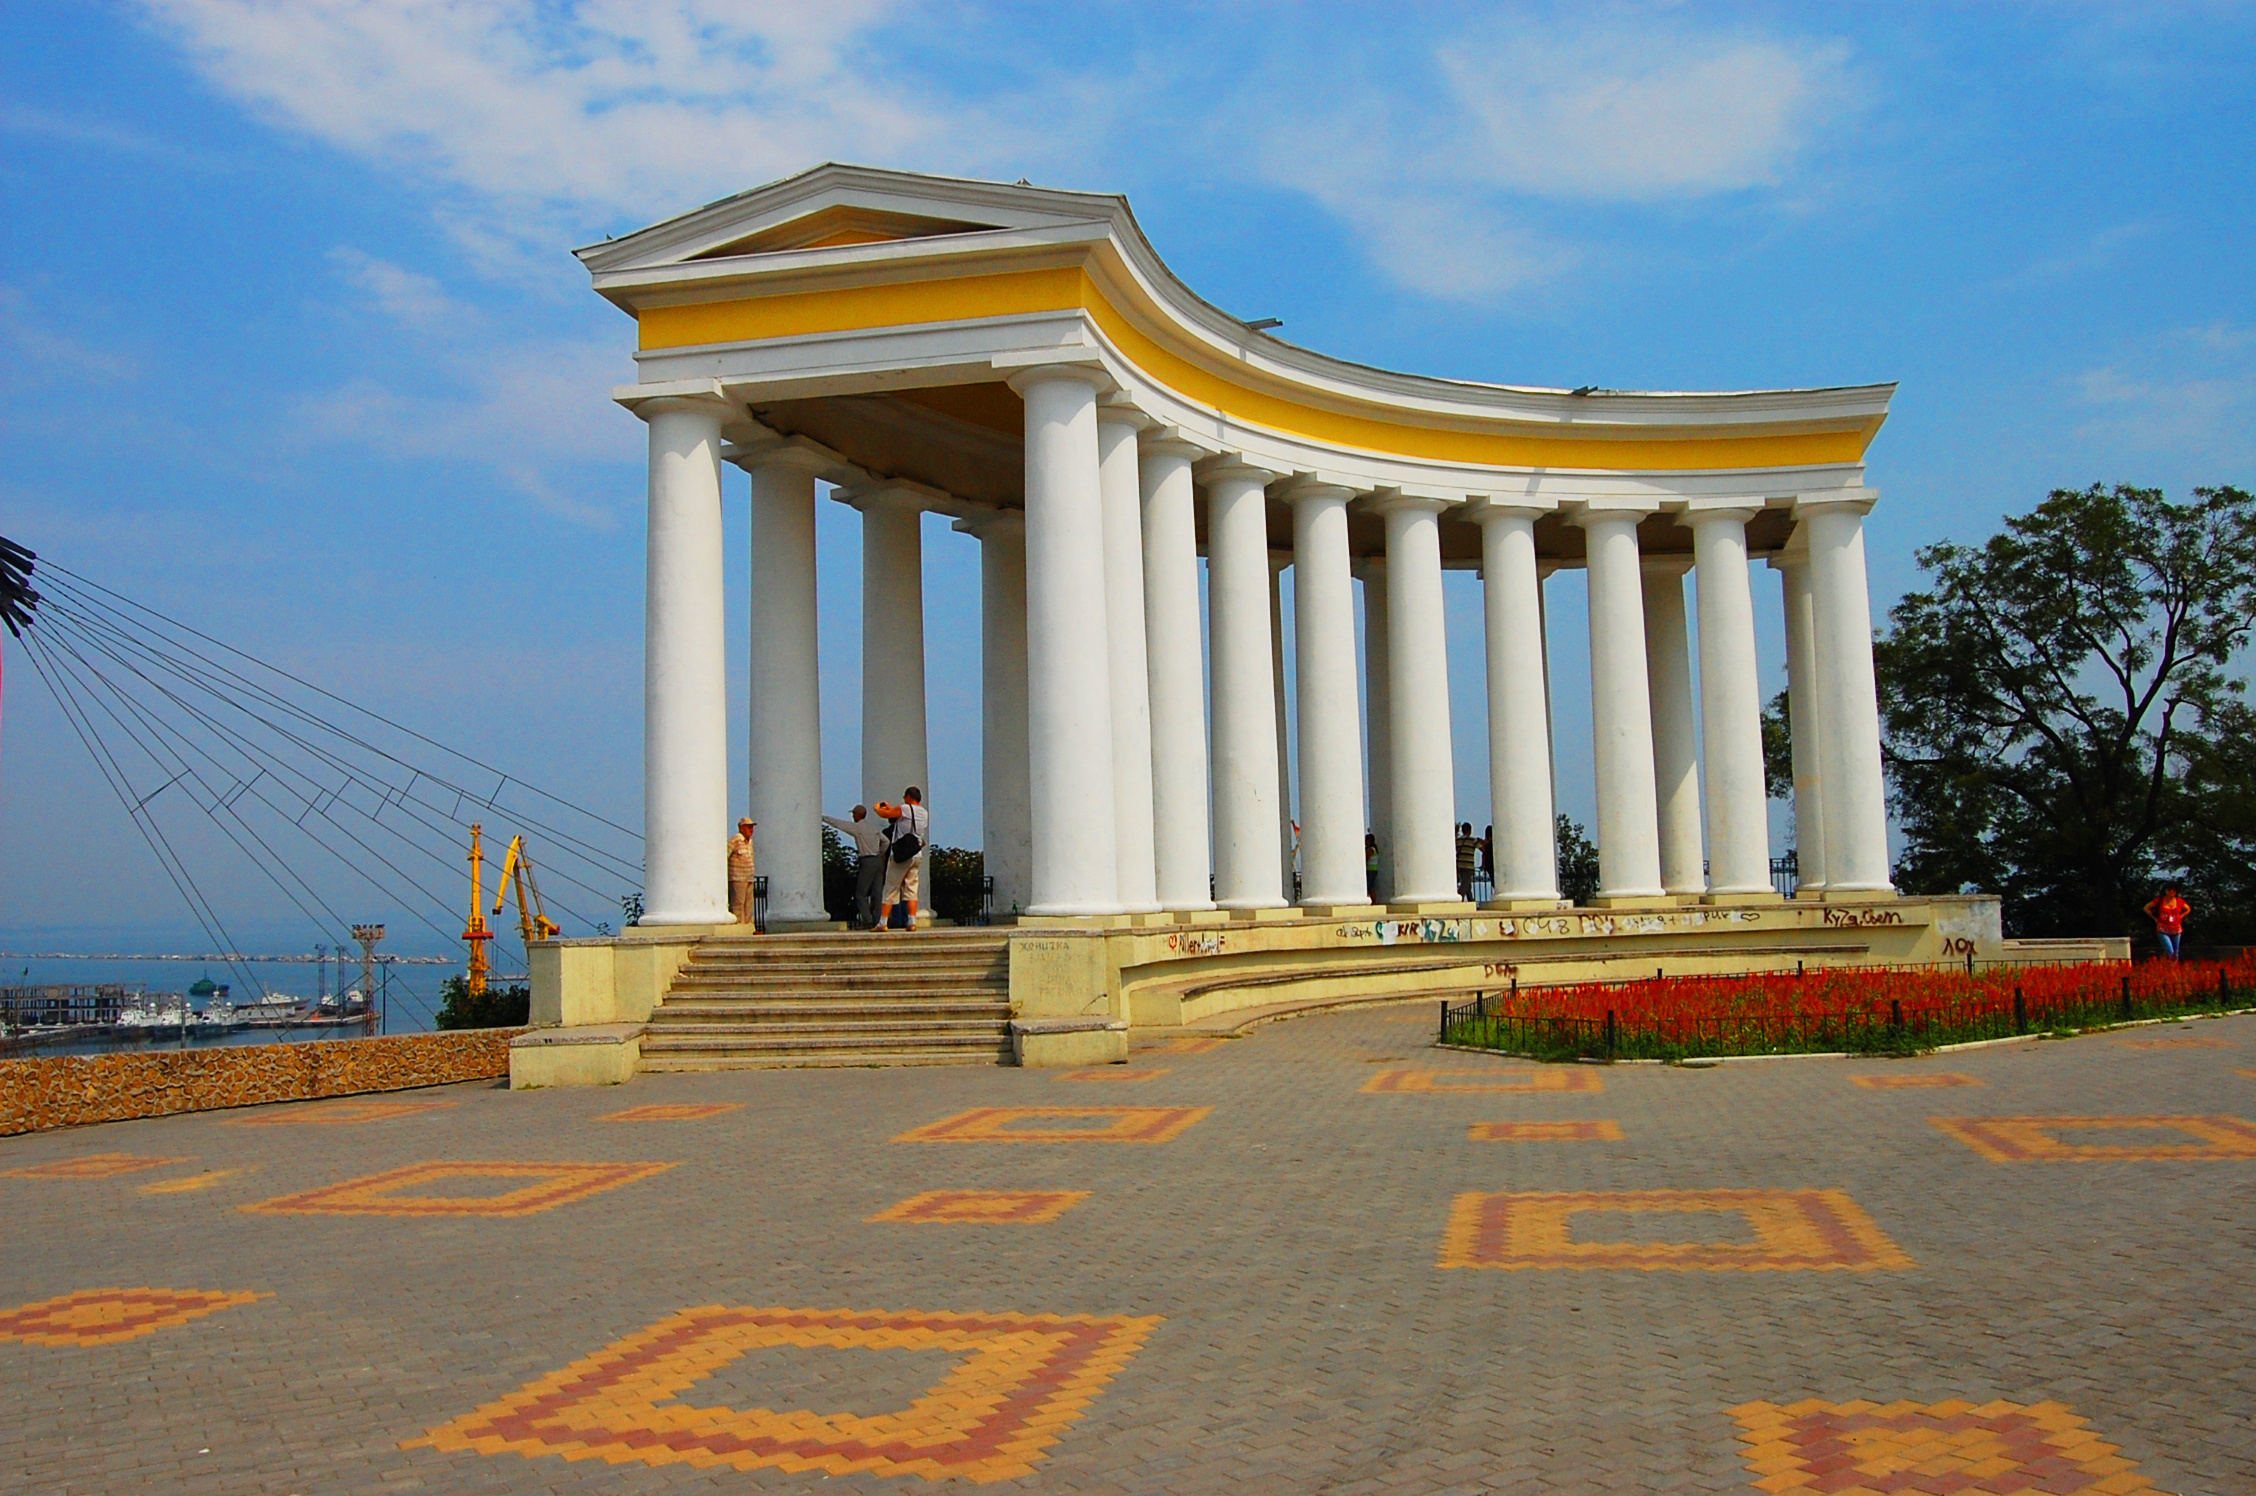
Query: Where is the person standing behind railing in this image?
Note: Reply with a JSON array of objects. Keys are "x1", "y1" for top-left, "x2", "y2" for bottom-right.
[
  {"x1": 2144, "y1": 887, "x2": 2191, "y2": 959},
  {"x1": 823, "y1": 805, "x2": 889, "y2": 929}
]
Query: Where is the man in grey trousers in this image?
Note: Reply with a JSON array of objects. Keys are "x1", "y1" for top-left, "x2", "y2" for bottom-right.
[{"x1": 823, "y1": 805, "x2": 889, "y2": 929}]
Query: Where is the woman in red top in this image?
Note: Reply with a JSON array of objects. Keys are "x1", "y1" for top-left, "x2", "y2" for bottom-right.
[{"x1": 2143, "y1": 887, "x2": 2190, "y2": 959}]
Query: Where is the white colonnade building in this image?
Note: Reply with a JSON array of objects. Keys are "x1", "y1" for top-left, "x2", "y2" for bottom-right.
[{"x1": 583, "y1": 166, "x2": 1898, "y2": 938}]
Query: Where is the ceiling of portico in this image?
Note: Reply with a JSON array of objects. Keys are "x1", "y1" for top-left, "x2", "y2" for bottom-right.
[{"x1": 743, "y1": 381, "x2": 1800, "y2": 563}]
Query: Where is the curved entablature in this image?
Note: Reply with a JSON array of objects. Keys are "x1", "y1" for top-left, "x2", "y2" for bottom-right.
[{"x1": 580, "y1": 164, "x2": 1892, "y2": 505}]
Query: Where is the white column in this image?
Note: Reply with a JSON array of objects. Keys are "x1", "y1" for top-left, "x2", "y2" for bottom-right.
[
  {"x1": 1203, "y1": 460, "x2": 1286, "y2": 909},
  {"x1": 1285, "y1": 481, "x2": 1367, "y2": 907},
  {"x1": 954, "y1": 510, "x2": 1031, "y2": 918},
  {"x1": 1010, "y1": 366, "x2": 1119, "y2": 915},
  {"x1": 1469, "y1": 502, "x2": 1558, "y2": 904},
  {"x1": 1570, "y1": 502, "x2": 1665, "y2": 901},
  {"x1": 733, "y1": 442, "x2": 828, "y2": 923},
  {"x1": 1374, "y1": 494, "x2": 1458, "y2": 904},
  {"x1": 1771, "y1": 548, "x2": 1827, "y2": 894},
  {"x1": 1688, "y1": 502, "x2": 1775, "y2": 897},
  {"x1": 1269, "y1": 553, "x2": 1296, "y2": 892},
  {"x1": 1797, "y1": 490, "x2": 1894, "y2": 894},
  {"x1": 847, "y1": 488, "x2": 930, "y2": 828},
  {"x1": 1354, "y1": 557, "x2": 1393, "y2": 903},
  {"x1": 1642, "y1": 557, "x2": 1704, "y2": 897},
  {"x1": 1139, "y1": 434, "x2": 1214, "y2": 910},
  {"x1": 1097, "y1": 407, "x2": 1160, "y2": 912},
  {"x1": 635, "y1": 395, "x2": 733, "y2": 925}
]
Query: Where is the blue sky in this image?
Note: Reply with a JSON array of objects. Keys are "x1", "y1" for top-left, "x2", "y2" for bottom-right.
[{"x1": 3, "y1": 1, "x2": 2253, "y2": 964}]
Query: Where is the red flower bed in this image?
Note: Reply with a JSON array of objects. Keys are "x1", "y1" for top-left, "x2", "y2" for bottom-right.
[{"x1": 1444, "y1": 953, "x2": 2255, "y2": 1060}]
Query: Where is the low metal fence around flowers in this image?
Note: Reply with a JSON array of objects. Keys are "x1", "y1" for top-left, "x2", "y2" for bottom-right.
[{"x1": 1439, "y1": 953, "x2": 2256, "y2": 1061}]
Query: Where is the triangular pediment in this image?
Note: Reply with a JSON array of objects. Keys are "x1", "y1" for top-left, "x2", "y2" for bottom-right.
[
  {"x1": 690, "y1": 205, "x2": 998, "y2": 260},
  {"x1": 576, "y1": 163, "x2": 1128, "y2": 277}
]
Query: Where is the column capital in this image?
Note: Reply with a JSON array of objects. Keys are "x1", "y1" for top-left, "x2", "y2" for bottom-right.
[
  {"x1": 1640, "y1": 552, "x2": 1695, "y2": 578},
  {"x1": 1463, "y1": 496, "x2": 1557, "y2": 525},
  {"x1": 1563, "y1": 495, "x2": 1660, "y2": 528},
  {"x1": 951, "y1": 505, "x2": 1024, "y2": 539},
  {"x1": 834, "y1": 479, "x2": 945, "y2": 516},
  {"x1": 1003, "y1": 360, "x2": 1113, "y2": 398},
  {"x1": 1195, "y1": 452, "x2": 1284, "y2": 488},
  {"x1": 1096, "y1": 398, "x2": 1156, "y2": 432},
  {"x1": 1792, "y1": 486, "x2": 1878, "y2": 519},
  {"x1": 722, "y1": 434, "x2": 847, "y2": 480},
  {"x1": 1676, "y1": 496, "x2": 1768, "y2": 524},
  {"x1": 614, "y1": 379, "x2": 739, "y2": 424},
  {"x1": 1364, "y1": 489, "x2": 1454, "y2": 517},
  {"x1": 1276, "y1": 476, "x2": 1357, "y2": 508}
]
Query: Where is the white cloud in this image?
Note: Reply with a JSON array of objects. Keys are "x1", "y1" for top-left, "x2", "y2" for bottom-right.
[
  {"x1": 2073, "y1": 357, "x2": 2256, "y2": 469},
  {"x1": 330, "y1": 248, "x2": 466, "y2": 331},
  {"x1": 134, "y1": 0, "x2": 1048, "y2": 265},
  {"x1": 0, "y1": 285, "x2": 141, "y2": 387},
  {"x1": 1248, "y1": 13, "x2": 1856, "y2": 299}
]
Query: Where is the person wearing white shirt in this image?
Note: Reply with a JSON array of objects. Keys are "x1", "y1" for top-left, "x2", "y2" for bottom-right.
[
  {"x1": 874, "y1": 787, "x2": 930, "y2": 932},
  {"x1": 822, "y1": 805, "x2": 889, "y2": 930}
]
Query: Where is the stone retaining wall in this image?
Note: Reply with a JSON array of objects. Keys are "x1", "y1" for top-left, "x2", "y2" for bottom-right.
[{"x1": 0, "y1": 1029, "x2": 526, "y2": 1136}]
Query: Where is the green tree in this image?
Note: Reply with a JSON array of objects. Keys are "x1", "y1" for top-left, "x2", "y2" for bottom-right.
[
  {"x1": 434, "y1": 976, "x2": 530, "y2": 1029},
  {"x1": 1555, "y1": 815, "x2": 1601, "y2": 905},
  {"x1": 1874, "y1": 483, "x2": 2256, "y2": 941}
]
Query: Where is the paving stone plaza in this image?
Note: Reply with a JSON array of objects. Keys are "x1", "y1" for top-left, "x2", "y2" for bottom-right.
[{"x1": 4, "y1": 1006, "x2": 2253, "y2": 1494}]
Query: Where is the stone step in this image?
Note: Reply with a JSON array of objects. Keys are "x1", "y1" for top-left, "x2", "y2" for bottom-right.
[
  {"x1": 667, "y1": 983, "x2": 1007, "y2": 1003},
  {"x1": 672, "y1": 964, "x2": 1006, "y2": 984},
  {"x1": 639, "y1": 1048, "x2": 1010, "y2": 1071},
  {"x1": 643, "y1": 1016, "x2": 1010, "y2": 1039},
  {"x1": 653, "y1": 1000, "x2": 1010, "y2": 1021},
  {"x1": 640, "y1": 1029, "x2": 1009, "y2": 1056}
]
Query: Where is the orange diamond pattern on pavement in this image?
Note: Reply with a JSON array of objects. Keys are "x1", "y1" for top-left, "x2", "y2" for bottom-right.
[
  {"x1": 1468, "y1": 1120, "x2": 1624, "y2": 1142},
  {"x1": 405, "y1": 1302, "x2": 1160, "y2": 1484},
  {"x1": 1057, "y1": 1068, "x2": 1168, "y2": 1083},
  {"x1": 1364, "y1": 1068, "x2": 1603, "y2": 1094},
  {"x1": 1931, "y1": 1114, "x2": 2256, "y2": 1161},
  {"x1": 600, "y1": 1104, "x2": 747, "y2": 1121},
  {"x1": 227, "y1": 1100, "x2": 457, "y2": 1126},
  {"x1": 1440, "y1": 1188, "x2": 1914, "y2": 1272},
  {"x1": 1852, "y1": 1073, "x2": 1982, "y2": 1089},
  {"x1": 1730, "y1": 1396, "x2": 2157, "y2": 1494},
  {"x1": 1149, "y1": 1036, "x2": 1226, "y2": 1054},
  {"x1": 2, "y1": 1153, "x2": 187, "y2": 1180},
  {"x1": 892, "y1": 1107, "x2": 1211, "y2": 1144},
  {"x1": 240, "y1": 1160, "x2": 677, "y2": 1217},
  {"x1": 867, "y1": 1189, "x2": 1090, "y2": 1224},
  {"x1": 0, "y1": 1288, "x2": 268, "y2": 1347}
]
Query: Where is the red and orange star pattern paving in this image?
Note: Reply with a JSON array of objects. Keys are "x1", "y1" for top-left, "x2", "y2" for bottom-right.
[
  {"x1": 1731, "y1": 1397, "x2": 2157, "y2": 1494},
  {"x1": 405, "y1": 1303, "x2": 1160, "y2": 1484},
  {"x1": 892, "y1": 1107, "x2": 1211, "y2": 1144},
  {"x1": 599, "y1": 1104, "x2": 746, "y2": 1122},
  {"x1": 1, "y1": 1153, "x2": 187, "y2": 1180},
  {"x1": 241, "y1": 1160, "x2": 677, "y2": 1217},
  {"x1": 1364, "y1": 1068, "x2": 1604, "y2": 1094},
  {"x1": 0, "y1": 1288, "x2": 267, "y2": 1347},
  {"x1": 1931, "y1": 1114, "x2": 2256, "y2": 1162},
  {"x1": 867, "y1": 1189, "x2": 1090, "y2": 1224},
  {"x1": 1440, "y1": 1188, "x2": 1914, "y2": 1272},
  {"x1": 227, "y1": 1100, "x2": 456, "y2": 1126},
  {"x1": 1468, "y1": 1120, "x2": 1624, "y2": 1142}
]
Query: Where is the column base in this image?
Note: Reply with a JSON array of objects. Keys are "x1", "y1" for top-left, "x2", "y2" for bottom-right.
[
  {"x1": 1301, "y1": 902, "x2": 1386, "y2": 919},
  {"x1": 1172, "y1": 909, "x2": 1230, "y2": 925},
  {"x1": 1584, "y1": 893, "x2": 1670, "y2": 909},
  {"x1": 1704, "y1": 890, "x2": 1784, "y2": 905},
  {"x1": 1387, "y1": 900, "x2": 1478, "y2": 916},
  {"x1": 1483, "y1": 896, "x2": 1571, "y2": 912},
  {"x1": 1794, "y1": 888, "x2": 1829, "y2": 900},
  {"x1": 1224, "y1": 905, "x2": 1298, "y2": 921},
  {"x1": 1821, "y1": 886, "x2": 1898, "y2": 901}
]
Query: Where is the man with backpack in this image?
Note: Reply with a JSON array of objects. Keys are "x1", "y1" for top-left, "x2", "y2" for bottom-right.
[{"x1": 875, "y1": 787, "x2": 929, "y2": 932}]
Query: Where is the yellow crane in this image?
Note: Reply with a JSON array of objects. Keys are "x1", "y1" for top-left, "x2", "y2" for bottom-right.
[
  {"x1": 462, "y1": 823, "x2": 493, "y2": 997},
  {"x1": 493, "y1": 834, "x2": 561, "y2": 958}
]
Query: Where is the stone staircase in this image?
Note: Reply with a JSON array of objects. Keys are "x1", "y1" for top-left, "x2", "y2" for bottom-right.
[{"x1": 637, "y1": 929, "x2": 1015, "y2": 1070}]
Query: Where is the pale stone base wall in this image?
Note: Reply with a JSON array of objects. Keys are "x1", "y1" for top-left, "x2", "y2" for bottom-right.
[{"x1": 0, "y1": 1029, "x2": 522, "y2": 1136}]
